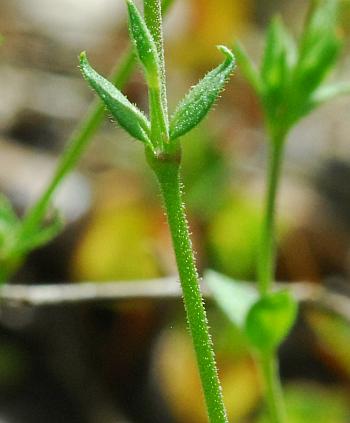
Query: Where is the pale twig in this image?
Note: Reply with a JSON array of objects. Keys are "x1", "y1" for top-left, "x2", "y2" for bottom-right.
[{"x1": 0, "y1": 278, "x2": 349, "y2": 323}]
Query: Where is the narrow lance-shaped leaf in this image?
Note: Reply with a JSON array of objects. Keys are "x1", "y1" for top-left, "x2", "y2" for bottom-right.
[
  {"x1": 298, "y1": 0, "x2": 338, "y2": 60},
  {"x1": 169, "y1": 45, "x2": 235, "y2": 141},
  {"x1": 0, "y1": 195, "x2": 20, "y2": 251},
  {"x1": 16, "y1": 211, "x2": 63, "y2": 255},
  {"x1": 0, "y1": 195, "x2": 19, "y2": 228},
  {"x1": 126, "y1": 0, "x2": 169, "y2": 146},
  {"x1": 234, "y1": 41, "x2": 263, "y2": 96},
  {"x1": 294, "y1": 0, "x2": 341, "y2": 96},
  {"x1": 126, "y1": 0, "x2": 160, "y2": 88},
  {"x1": 310, "y1": 82, "x2": 350, "y2": 107},
  {"x1": 80, "y1": 52, "x2": 151, "y2": 145},
  {"x1": 205, "y1": 270, "x2": 258, "y2": 330},
  {"x1": 260, "y1": 17, "x2": 298, "y2": 123},
  {"x1": 261, "y1": 17, "x2": 290, "y2": 91}
]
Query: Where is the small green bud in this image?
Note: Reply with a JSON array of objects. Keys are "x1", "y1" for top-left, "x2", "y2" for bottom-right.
[
  {"x1": 169, "y1": 45, "x2": 235, "y2": 141},
  {"x1": 245, "y1": 291, "x2": 298, "y2": 353},
  {"x1": 126, "y1": 0, "x2": 160, "y2": 88},
  {"x1": 79, "y1": 52, "x2": 151, "y2": 145}
]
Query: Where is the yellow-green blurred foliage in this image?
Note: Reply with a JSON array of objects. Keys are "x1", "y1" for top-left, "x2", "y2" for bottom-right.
[
  {"x1": 207, "y1": 196, "x2": 261, "y2": 280},
  {"x1": 259, "y1": 383, "x2": 350, "y2": 423},
  {"x1": 71, "y1": 202, "x2": 162, "y2": 281},
  {"x1": 306, "y1": 309, "x2": 350, "y2": 379},
  {"x1": 154, "y1": 318, "x2": 261, "y2": 422},
  {"x1": 207, "y1": 195, "x2": 291, "y2": 280},
  {"x1": 172, "y1": 0, "x2": 252, "y2": 66}
]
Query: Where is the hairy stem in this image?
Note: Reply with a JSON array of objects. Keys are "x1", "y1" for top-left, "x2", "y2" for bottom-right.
[{"x1": 149, "y1": 151, "x2": 228, "y2": 423}]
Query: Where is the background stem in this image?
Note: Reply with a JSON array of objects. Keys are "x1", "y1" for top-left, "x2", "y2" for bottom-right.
[
  {"x1": 257, "y1": 132, "x2": 287, "y2": 423},
  {"x1": 257, "y1": 136, "x2": 285, "y2": 296},
  {"x1": 259, "y1": 352, "x2": 287, "y2": 423},
  {"x1": 152, "y1": 154, "x2": 228, "y2": 423}
]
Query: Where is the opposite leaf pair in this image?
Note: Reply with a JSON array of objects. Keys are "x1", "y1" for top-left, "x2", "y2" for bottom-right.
[{"x1": 80, "y1": 0, "x2": 235, "y2": 155}]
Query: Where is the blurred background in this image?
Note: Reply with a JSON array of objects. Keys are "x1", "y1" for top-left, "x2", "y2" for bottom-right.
[{"x1": 1, "y1": 0, "x2": 350, "y2": 421}]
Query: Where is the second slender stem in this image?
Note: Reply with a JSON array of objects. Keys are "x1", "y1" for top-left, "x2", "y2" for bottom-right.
[
  {"x1": 258, "y1": 352, "x2": 287, "y2": 423},
  {"x1": 257, "y1": 135, "x2": 285, "y2": 296},
  {"x1": 257, "y1": 131, "x2": 287, "y2": 423}
]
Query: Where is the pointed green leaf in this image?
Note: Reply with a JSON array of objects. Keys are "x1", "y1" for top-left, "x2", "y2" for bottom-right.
[
  {"x1": 261, "y1": 17, "x2": 292, "y2": 91},
  {"x1": 126, "y1": 0, "x2": 160, "y2": 88},
  {"x1": 0, "y1": 195, "x2": 18, "y2": 228},
  {"x1": 169, "y1": 45, "x2": 235, "y2": 141},
  {"x1": 0, "y1": 195, "x2": 20, "y2": 251},
  {"x1": 310, "y1": 82, "x2": 350, "y2": 106},
  {"x1": 295, "y1": 0, "x2": 341, "y2": 96},
  {"x1": 259, "y1": 17, "x2": 297, "y2": 126},
  {"x1": 126, "y1": 0, "x2": 169, "y2": 146},
  {"x1": 16, "y1": 211, "x2": 63, "y2": 255},
  {"x1": 299, "y1": 0, "x2": 339, "y2": 61},
  {"x1": 245, "y1": 290, "x2": 298, "y2": 353},
  {"x1": 234, "y1": 41, "x2": 263, "y2": 95},
  {"x1": 80, "y1": 52, "x2": 151, "y2": 145},
  {"x1": 205, "y1": 270, "x2": 258, "y2": 329}
]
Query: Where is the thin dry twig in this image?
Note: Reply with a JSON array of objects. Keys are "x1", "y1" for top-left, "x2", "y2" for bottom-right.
[
  {"x1": 0, "y1": 277, "x2": 180, "y2": 306},
  {"x1": 0, "y1": 278, "x2": 349, "y2": 323}
]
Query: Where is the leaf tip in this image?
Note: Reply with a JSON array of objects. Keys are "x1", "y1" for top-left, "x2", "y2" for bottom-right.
[
  {"x1": 79, "y1": 51, "x2": 88, "y2": 66},
  {"x1": 217, "y1": 45, "x2": 235, "y2": 63},
  {"x1": 125, "y1": 0, "x2": 136, "y2": 13}
]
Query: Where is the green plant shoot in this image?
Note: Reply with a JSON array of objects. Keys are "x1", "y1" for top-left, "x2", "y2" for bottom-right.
[
  {"x1": 80, "y1": 0, "x2": 235, "y2": 421},
  {"x1": 205, "y1": 1, "x2": 350, "y2": 423},
  {"x1": 0, "y1": 0, "x2": 175, "y2": 284},
  {"x1": 233, "y1": 0, "x2": 349, "y2": 422}
]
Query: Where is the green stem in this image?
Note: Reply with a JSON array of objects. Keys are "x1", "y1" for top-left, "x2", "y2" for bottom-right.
[
  {"x1": 144, "y1": 0, "x2": 169, "y2": 150},
  {"x1": 257, "y1": 132, "x2": 287, "y2": 423},
  {"x1": 259, "y1": 352, "x2": 287, "y2": 423},
  {"x1": 149, "y1": 150, "x2": 228, "y2": 423},
  {"x1": 144, "y1": 0, "x2": 168, "y2": 120},
  {"x1": 257, "y1": 135, "x2": 285, "y2": 296}
]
